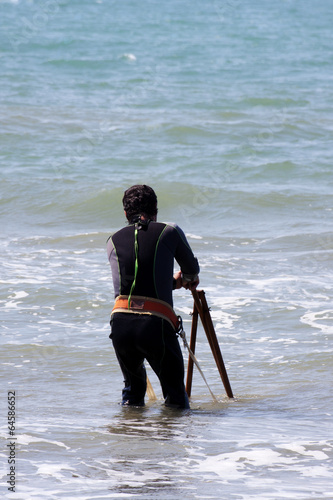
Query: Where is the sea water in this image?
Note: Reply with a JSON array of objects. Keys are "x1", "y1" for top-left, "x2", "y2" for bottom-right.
[{"x1": 1, "y1": 0, "x2": 332, "y2": 498}]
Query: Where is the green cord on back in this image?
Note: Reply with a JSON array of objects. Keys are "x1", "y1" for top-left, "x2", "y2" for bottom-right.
[{"x1": 128, "y1": 227, "x2": 139, "y2": 309}]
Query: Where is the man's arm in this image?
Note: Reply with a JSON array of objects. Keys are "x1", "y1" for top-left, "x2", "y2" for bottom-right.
[{"x1": 171, "y1": 224, "x2": 200, "y2": 290}]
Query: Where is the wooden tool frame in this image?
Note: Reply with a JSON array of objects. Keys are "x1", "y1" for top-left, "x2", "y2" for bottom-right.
[{"x1": 186, "y1": 290, "x2": 234, "y2": 398}]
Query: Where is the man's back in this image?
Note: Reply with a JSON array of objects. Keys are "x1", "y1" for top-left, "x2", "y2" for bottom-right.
[{"x1": 107, "y1": 221, "x2": 199, "y2": 306}]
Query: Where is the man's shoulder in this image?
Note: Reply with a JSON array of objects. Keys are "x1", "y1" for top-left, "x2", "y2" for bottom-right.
[
  {"x1": 108, "y1": 222, "x2": 183, "y2": 240},
  {"x1": 157, "y1": 222, "x2": 188, "y2": 242},
  {"x1": 158, "y1": 221, "x2": 180, "y2": 231},
  {"x1": 106, "y1": 225, "x2": 133, "y2": 244},
  {"x1": 112, "y1": 224, "x2": 134, "y2": 236}
]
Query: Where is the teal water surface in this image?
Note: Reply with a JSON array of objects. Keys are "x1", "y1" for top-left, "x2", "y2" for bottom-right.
[{"x1": 1, "y1": 0, "x2": 333, "y2": 498}]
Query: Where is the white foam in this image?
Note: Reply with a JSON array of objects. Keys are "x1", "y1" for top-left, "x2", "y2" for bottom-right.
[
  {"x1": 186, "y1": 233, "x2": 203, "y2": 240},
  {"x1": 121, "y1": 53, "x2": 136, "y2": 61},
  {"x1": 35, "y1": 462, "x2": 73, "y2": 480},
  {"x1": 193, "y1": 448, "x2": 292, "y2": 481},
  {"x1": 298, "y1": 466, "x2": 332, "y2": 477},
  {"x1": 300, "y1": 310, "x2": 333, "y2": 334},
  {"x1": 17, "y1": 434, "x2": 70, "y2": 450},
  {"x1": 9, "y1": 290, "x2": 29, "y2": 299},
  {"x1": 281, "y1": 442, "x2": 329, "y2": 460}
]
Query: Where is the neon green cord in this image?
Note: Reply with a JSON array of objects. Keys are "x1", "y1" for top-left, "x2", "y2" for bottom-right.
[{"x1": 128, "y1": 227, "x2": 139, "y2": 309}]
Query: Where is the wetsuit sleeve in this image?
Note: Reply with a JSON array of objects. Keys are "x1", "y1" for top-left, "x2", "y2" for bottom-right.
[
  {"x1": 106, "y1": 236, "x2": 120, "y2": 298},
  {"x1": 171, "y1": 224, "x2": 200, "y2": 281}
]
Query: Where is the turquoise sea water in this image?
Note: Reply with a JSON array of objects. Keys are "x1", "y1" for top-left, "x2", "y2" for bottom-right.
[{"x1": 1, "y1": 0, "x2": 333, "y2": 498}]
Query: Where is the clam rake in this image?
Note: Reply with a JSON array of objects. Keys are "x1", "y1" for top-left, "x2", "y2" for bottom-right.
[
  {"x1": 146, "y1": 289, "x2": 233, "y2": 402},
  {"x1": 186, "y1": 289, "x2": 233, "y2": 399}
]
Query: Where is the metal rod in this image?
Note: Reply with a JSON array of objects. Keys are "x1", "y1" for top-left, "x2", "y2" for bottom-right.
[{"x1": 185, "y1": 302, "x2": 199, "y2": 397}]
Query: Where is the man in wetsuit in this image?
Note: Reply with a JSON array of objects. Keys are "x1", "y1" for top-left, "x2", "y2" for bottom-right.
[{"x1": 107, "y1": 185, "x2": 200, "y2": 409}]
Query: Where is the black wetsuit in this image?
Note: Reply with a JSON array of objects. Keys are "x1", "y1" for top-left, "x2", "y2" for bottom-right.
[{"x1": 107, "y1": 220, "x2": 199, "y2": 408}]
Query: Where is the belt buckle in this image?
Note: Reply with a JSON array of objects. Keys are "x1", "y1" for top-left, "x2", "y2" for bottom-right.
[{"x1": 130, "y1": 299, "x2": 145, "y2": 310}]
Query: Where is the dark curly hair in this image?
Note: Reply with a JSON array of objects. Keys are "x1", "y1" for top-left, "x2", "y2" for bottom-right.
[{"x1": 122, "y1": 185, "x2": 158, "y2": 223}]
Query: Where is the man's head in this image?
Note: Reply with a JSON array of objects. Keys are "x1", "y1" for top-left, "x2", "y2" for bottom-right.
[{"x1": 122, "y1": 185, "x2": 158, "y2": 223}]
